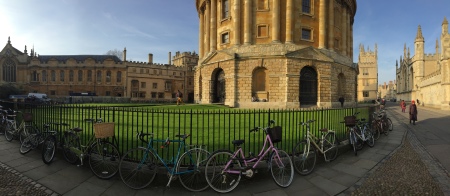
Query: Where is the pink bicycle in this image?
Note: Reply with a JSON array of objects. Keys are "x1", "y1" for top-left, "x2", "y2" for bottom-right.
[{"x1": 204, "y1": 120, "x2": 294, "y2": 193}]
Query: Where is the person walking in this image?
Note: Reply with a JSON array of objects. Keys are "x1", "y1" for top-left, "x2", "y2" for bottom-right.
[
  {"x1": 409, "y1": 100, "x2": 418, "y2": 125},
  {"x1": 176, "y1": 90, "x2": 184, "y2": 105},
  {"x1": 401, "y1": 100, "x2": 406, "y2": 113}
]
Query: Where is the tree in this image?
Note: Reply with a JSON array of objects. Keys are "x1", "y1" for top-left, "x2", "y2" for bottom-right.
[
  {"x1": 0, "y1": 83, "x2": 21, "y2": 99},
  {"x1": 105, "y1": 49, "x2": 123, "y2": 60}
]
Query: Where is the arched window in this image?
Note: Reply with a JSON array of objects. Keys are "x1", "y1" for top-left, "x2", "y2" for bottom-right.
[
  {"x1": 87, "y1": 70, "x2": 92, "y2": 82},
  {"x1": 2, "y1": 59, "x2": 16, "y2": 82},
  {"x1": 78, "y1": 70, "x2": 83, "y2": 82},
  {"x1": 106, "y1": 71, "x2": 111, "y2": 83},
  {"x1": 252, "y1": 68, "x2": 267, "y2": 92},
  {"x1": 338, "y1": 73, "x2": 345, "y2": 97},
  {"x1": 60, "y1": 70, "x2": 65, "y2": 82},
  {"x1": 31, "y1": 70, "x2": 39, "y2": 82},
  {"x1": 42, "y1": 70, "x2": 47, "y2": 82},
  {"x1": 299, "y1": 66, "x2": 318, "y2": 105},
  {"x1": 51, "y1": 70, "x2": 56, "y2": 82},
  {"x1": 117, "y1": 71, "x2": 122, "y2": 83},
  {"x1": 96, "y1": 70, "x2": 102, "y2": 83},
  {"x1": 69, "y1": 70, "x2": 74, "y2": 82}
]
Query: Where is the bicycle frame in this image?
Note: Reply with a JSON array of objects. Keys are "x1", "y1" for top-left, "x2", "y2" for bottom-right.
[
  {"x1": 223, "y1": 134, "x2": 284, "y2": 175},
  {"x1": 66, "y1": 132, "x2": 103, "y2": 165}
]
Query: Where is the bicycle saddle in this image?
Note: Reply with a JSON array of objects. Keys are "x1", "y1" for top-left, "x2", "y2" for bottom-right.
[
  {"x1": 73, "y1": 127, "x2": 82, "y2": 132},
  {"x1": 232, "y1": 140, "x2": 245, "y2": 146},
  {"x1": 320, "y1": 128, "x2": 329, "y2": 132}
]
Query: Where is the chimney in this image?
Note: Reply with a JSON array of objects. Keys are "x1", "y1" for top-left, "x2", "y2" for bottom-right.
[
  {"x1": 168, "y1": 52, "x2": 172, "y2": 65},
  {"x1": 123, "y1": 47, "x2": 127, "y2": 62},
  {"x1": 148, "y1": 53, "x2": 153, "y2": 64}
]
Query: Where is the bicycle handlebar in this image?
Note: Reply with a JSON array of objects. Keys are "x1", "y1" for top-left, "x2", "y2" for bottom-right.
[
  {"x1": 299, "y1": 119, "x2": 315, "y2": 126},
  {"x1": 85, "y1": 118, "x2": 103, "y2": 123}
]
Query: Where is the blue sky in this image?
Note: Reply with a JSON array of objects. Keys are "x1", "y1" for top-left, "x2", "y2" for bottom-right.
[{"x1": 1, "y1": 0, "x2": 449, "y2": 84}]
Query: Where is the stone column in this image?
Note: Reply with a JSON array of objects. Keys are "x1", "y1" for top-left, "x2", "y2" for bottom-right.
[
  {"x1": 199, "y1": 7, "x2": 204, "y2": 58},
  {"x1": 244, "y1": 0, "x2": 252, "y2": 45},
  {"x1": 341, "y1": 8, "x2": 347, "y2": 55},
  {"x1": 318, "y1": 0, "x2": 326, "y2": 48},
  {"x1": 205, "y1": 1, "x2": 211, "y2": 54},
  {"x1": 272, "y1": 0, "x2": 280, "y2": 43},
  {"x1": 233, "y1": 0, "x2": 241, "y2": 45},
  {"x1": 328, "y1": 0, "x2": 334, "y2": 50},
  {"x1": 286, "y1": 0, "x2": 293, "y2": 43},
  {"x1": 210, "y1": 0, "x2": 217, "y2": 52}
]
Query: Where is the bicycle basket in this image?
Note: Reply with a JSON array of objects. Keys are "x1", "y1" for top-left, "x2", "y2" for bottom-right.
[
  {"x1": 23, "y1": 113, "x2": 33, "y2": 122},
  {"x1": 93, "y1": 122, "x2": 115, "y2": 139},
  {"x1": 344, "y1": 116, "x2": 356, "y2": 127},
  {"x1": 268, "y1": 126, "x2": 282, "y2": 143}
]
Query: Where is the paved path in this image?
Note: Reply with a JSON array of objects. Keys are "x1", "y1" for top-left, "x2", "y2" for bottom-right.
[{"x1": 0, "y1": 105, "x2": 449, "y2": 195}]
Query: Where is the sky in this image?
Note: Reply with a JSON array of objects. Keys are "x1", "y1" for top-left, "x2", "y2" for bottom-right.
[{"x1": 1, "y1": 0, "x2": 449, "y2": 84}]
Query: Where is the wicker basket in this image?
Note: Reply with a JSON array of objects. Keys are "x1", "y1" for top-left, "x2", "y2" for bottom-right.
[
  {"x1": 344, "y1": 116, "x2": 356, "y2": 127},
  {"x1": 23, "y1": 113, "x2": 33, "y2": 122},
  {"x1": 268, "y1": 126, "x2": 282, "y2": 143},
  {"x1": 94, "y1": 122, "x2": 115, "y2": 139}
]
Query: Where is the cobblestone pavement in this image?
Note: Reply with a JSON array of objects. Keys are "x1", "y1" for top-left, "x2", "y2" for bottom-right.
[
  {"x1": 350, "y1": 129, "x2": 448, "y2": 195},
  {"x1": 0, "y1": 163, "x2": 57, "y2": 196}
]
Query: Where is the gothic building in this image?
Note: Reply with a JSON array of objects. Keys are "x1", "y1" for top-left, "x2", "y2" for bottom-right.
[
  {"x1": 357, "y1": 44, "x2": 378, "y2": 102},
  {"x1": 396, "y1": 17, "x2": 450, "y2": 110},
  {"x1": 0, "y1": 37, "x2": 197, "y2": 102},
  {"x1": 195, "y1": 0, "x2": 358, "y2": 109}
]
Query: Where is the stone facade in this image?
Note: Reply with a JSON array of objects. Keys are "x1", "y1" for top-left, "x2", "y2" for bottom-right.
[
  {"x1": 0, "y1": 37, "x2": 197, "y2": 102},
  {"x1": 378, "y1": 81, "x2": 396, "y2": 101},
  {"x1": 396, "y1": 18, "x2": 450, "y2": 110},
  {"x1": 357, "y1": 44, "x2": 378, "y2": 102},
  {"x1": 195, "y1": 0, "x2": 358, "y2": 109}
]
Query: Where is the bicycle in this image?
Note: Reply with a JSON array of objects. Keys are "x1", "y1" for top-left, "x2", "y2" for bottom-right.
[
  {"x1": 371, "y1": 110, "x2": 393, "y2": 140},
  {"x1": 41, "y1": 122, "x2": 71, "y2": 164},
  {"x1": 292, "y1": 119, "x2": 338, "y2": 176},
  {"x1": 62, "y1": 118, "x2": 121, "y2": 179},
  {"x1": 19, "y1": 122, "x2": 49, "y2": 154},
  {"x1": 119, "y1": 131, "x2": 210, "y2": 191},
  {"x1": 4, "y1": 110, "x2": 36, "y2": 144},
  {"x1": 204, "y1": 120, "x2": 293, "y2": 193},
  {"x1": 342, "y1": 113, "x2": 374, "y2": 156}
]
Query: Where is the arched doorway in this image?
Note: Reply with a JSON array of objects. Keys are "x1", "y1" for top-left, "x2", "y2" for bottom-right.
[
  {"x1": 299, "y1": 67, "x2": 318, "y2": 105},
  {"x1": 211, "y1": 68, "x2": 225, "y2": 103}
]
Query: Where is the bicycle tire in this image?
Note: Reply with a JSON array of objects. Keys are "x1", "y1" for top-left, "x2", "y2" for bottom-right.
[
  {"x1": 119, "y1": 147, "x2": 158, "y2": 189},
  {"x1": 4, "y1": 122, "x2": 14, "y2": 142},
  {"x1": 387, "y1": 118, "x2": 393, "y2": 131},
  {"x1": 19, "y1": 134, "x2": 33, "y2": 154},
  {"x1": 62, "y1": 132, "x2": 81, "y2": 164},
  {"x1": 324, "y1": 132, "x2": 339, "y2": 160},
  {"x1": 89, "y1": 141, "x2": 121, "y2": 179},
  {"x1": 371, "y1": 120, "x2": 380, "y2": 141},
  {"x1": 177, "y1": 148, "x2": 210, "y2": 192},
  {"x1": 42, "y1": 135, "x2": 57, "y2": 164},
  {"x1": 292, "y1": 140, "x2": 316, "y2": 175},
  {"x1": 270, "y1": 149, "x2": 294, "y2": 187},
  {"x1": 365, "y1": 126, "x2": 375, "y2": 147},
  {"x1": 205, "y1": 150, "x2": 241, "y2": 193},
  {"x1": 349, "y1": 131, "x2": 357, "y2": 155},
  {"x1": 19, "y1": 124, "x2": 30, "y2": 144},
  {"x1": 382, "y1": 121, "x2": 389, "y2": 136},
  {"x1": 354, "y1": 128, "x2": 364, "y2": 151}
]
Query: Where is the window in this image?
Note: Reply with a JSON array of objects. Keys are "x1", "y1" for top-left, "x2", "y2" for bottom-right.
[
  {"x1": 60, "y1": 71, "x2": 65, "y2": 82},
  {"x1": 139, "y1": 92, "x2": 146, "y2": 98},
  {"x1": 106, "y1": 71, "x2": 111, "y2": 83},
  {"x1": 78, "y1": 70, "x2": 83, "y2": 82},
  {"x1": 221, "y1": 32, "x2": 230, "y2": 44},
  {"x1": 173, "y1": 72, "x2": 176, "y2": 76},
  {"x1": 165, "y1": 82, "x2": 172, "y2": 91},
  {"x1": 221, "y1": 0, "x2": 229, "y2": 19},
  {"x1": 87, "y1": 70, "x2": 92, "y2": 82},
  {"x1": 363, "y1": 91, "x2": 369, "y2": 97},
  {"x1": 257, "y1": 0, "x2": 268, "y2": 10},
  {"x1": 96, "y1": 71, "x2": 102, "y2": 83},
  {"x1": 252, "y1": 68, "x2": 266, "y2": 92},
  {"x1": 31, "y1": 70, "x2": 38, "y2": 81},
  {"x1": 140, "y1": 69, "x2": 144, "y2": 74},
  {"x1": 106, "y1": 91, "x2": 111, "y2": 96},
  {"x1": 51, "y1": 71, "x2": 56, "y2": 82},
  {"x1": 302, "y1": 0, "x2": 311, "y2": 14},
  {"x1": 151, "y1": 92, "x2": 157, "y2": 98},
  {"x1": 42, "y1": 70, "x2": 47, "y2": 82},
  {"x1": 69, "y1": 70, "x2": 74, "y2": 82},
  {"x1": 158, "y1": 93, "x2": 164, "y2": 98},
  {"x1": 257, "y1": 25, "x2": 268, "y2": 38},
  {"x1": 50, "y1": 90, "x2": 56, "y2": 95},
  {"x1": 301, "y1": 28, "x2": 312, "y2": 40},
  {"x1": 153, "y1": 83, "x2": 157, "y2": 89},
  {"x1": 117, "y1": 71, "x2": 122, "y2": 83},
  {"x1": 363, "y1": 68, "x2": 369, "y2": 75},
  {"x1": 141, "y1": 82, "x2": 146, "y2": 88},
  {"x1": 363, "y1": 79, "x2": 369, "y2": 86}
]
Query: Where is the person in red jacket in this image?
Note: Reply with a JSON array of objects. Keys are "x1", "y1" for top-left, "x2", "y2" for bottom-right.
[{"x1": 409, "y1": 100, "x2": 418, "y2": 125}]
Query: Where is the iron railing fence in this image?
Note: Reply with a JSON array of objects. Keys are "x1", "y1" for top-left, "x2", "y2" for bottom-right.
[{"x1": 1, "y1": 101, "x2": 377, "y2": 160}]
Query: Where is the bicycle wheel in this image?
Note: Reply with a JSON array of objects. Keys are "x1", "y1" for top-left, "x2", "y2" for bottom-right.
[
  {"x1": 292, "y1": 140, "x2": 316, "y2": 175},
  {"x1": 387, "y1": 118, "x2": 393, "y2": 131},
  {"x1": 4, "y1": 122, "x2": 14, "y2": 142},
  {"x1": 382, "y1": 121, "x2": 389, "y2": 136},
  {"x1": 89, "y1": 141, "x2": 121, "y2": 179},
  {"x1": 19, "y1": 124, "x2": 30, "y2": 144},
  {"x1": 205, "y1": 150, "x2": 241, "y2": 193},
  {"x1": 350, "y1": 131, "x2": 358, "y2": 155},
  {"x1": 371, "y1": 120, "x2": 380, "y2": 141},
  {"x1": 177, "y1": 148, "x2": 210, "y2": 192},
  {"x1": 270, "y1": 149, "x2": 293, "y2": 187},
  {"x1": 119, "y1": 147, "x2": 158, "y2": 189},
  {"x1": 364, "y1": 127, "x2": 375, "y2": 147},
  {"x1": 42, "y1": 135, "x2": 57, "y2": 164},
  {"x1": 62, "y1": 132, "x2": 81, "y2": 164},
  {"x1": 354, "y1": 128, "x2": 364, "y2": 151},
  {"x1": 324, "y1": 132, "x2": 339, "y2": 160},
  {"x1": 19, "y1": 134, "x2": 34, "y2": 154}
]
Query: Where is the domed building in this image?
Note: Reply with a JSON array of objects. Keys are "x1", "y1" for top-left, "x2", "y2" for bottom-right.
[{"x1": 195, "y1": 0, "x2": 357, "y2": 109}]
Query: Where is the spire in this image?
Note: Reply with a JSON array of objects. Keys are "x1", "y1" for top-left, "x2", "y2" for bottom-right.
[
  {"x1": 7, "y1": 36, "x2": 10, "y2": 44},
  {"x1": 415, "y1": 25, "x2": 424, "y2": 41},
  {"x1": 24, "y1": 45, "x2": 27, "y2": 54},
  {"x1": 442, "y1": 17, "x2": 448, "y2": 35},
  {"x1": 396, "y1": 60, "x2": 398, "y2": 68},
  {"x1": 408, "y1": 47, "x2": 410, "y2": 58},
  {"x1": 404, "y1": 43, "x2": 407, "y2": 57}
]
